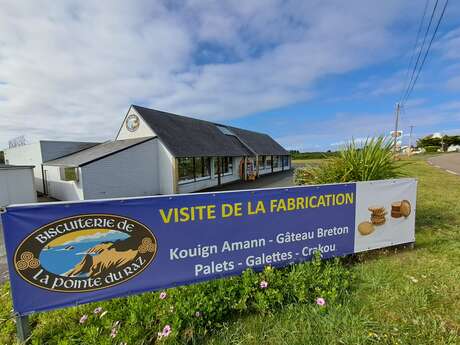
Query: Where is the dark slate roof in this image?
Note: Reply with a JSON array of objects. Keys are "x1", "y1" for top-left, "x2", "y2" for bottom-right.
[
  {"x1": 44, "y1": 137, "x2": 154, "y2": 167},
  {"x1": 227, "y1": 126, "x2": 289, "y2": 156},
  {"x1": 132, "y1": 105, "x2": 289, "y2": 157}
]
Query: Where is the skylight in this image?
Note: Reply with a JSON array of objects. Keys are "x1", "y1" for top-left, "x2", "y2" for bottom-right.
[{"x1": 216, "y1": 125, "x2": 235, "y2": 136}]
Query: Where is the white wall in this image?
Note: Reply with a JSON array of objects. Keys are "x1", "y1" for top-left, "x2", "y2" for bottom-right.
[
  {"x1": 0, "y1": 167, "x2": 37, "y2": 207},
  {"x1": 81, "y1": 139, "x2": 159, "y2": 200},
  {"x1": 42, "y1": 165, "x2": 84, "y2": 201},
  {"x1": 0, "y1": 167, "x2": 36, "y2": 261},
  {"x1": 3, "y1": 141, "x2": 100, "y2": 194},
  {"x1": 158, "y1": 141, "x2": 175, "y2": 195},
  {"x1": 3, "y1": 143, "x2": 44, "y2": 193},
  {"x1": 116, "y1": 107, "x2": 156, "y2": 140}
]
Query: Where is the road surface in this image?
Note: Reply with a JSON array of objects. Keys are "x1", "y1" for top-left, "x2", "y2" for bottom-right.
[{"x1": 428, "y1": 153, "x2": 460, "y2": 176}]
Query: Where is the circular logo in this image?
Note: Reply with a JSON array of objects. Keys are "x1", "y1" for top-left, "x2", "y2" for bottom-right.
[
  {"x1": 14, "y1": 214, "x2": 157, "y2": 293},
  {"x1": 126, "y1": 114, "x2": 140, "y2": 132}
]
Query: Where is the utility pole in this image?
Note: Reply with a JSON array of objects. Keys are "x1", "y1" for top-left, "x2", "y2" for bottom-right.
[
  {"x1": 408, "y1": 125, "x2": 415, "y2": 156},
  {"x1": 393, "y1": 103, "x2": 401, "y2": 157}
]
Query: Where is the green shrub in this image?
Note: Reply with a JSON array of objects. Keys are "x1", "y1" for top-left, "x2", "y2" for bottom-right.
[
  {"x1": 424, "y1": 145, "x2": 439, "y2": 153},
  {"x1": 294, "y1": 136, "x2": 402, "y2": 185},
  {"x1": 0, "y1": 254, "x2": 353, "y2": 344}
]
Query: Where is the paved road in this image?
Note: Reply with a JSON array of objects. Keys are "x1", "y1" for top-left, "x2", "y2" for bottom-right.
[
  {"x1": 428, "y1": 153, "x2": 460, "y2": 176},
  {"x1": 204, "y1": 169, "x2": 296, "y2": 192}
]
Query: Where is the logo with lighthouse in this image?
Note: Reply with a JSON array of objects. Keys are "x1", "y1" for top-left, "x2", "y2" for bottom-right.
[{"x1": 14, "y1": 214, "x2": 157, "y2": 292}]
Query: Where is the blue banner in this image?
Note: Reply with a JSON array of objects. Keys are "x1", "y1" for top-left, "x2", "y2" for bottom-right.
[{"x1": 1, "y1": 180, "x2": 416, "y2": 315}]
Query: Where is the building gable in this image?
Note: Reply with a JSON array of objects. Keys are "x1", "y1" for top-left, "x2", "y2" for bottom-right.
[{"x1": 116, "y1": 106, "x2": 156, "y2": 140}]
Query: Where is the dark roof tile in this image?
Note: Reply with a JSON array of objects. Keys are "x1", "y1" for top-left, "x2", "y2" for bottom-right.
[
  {"x1": 132, "y1": 105, "x2": 288, "y2": 157},
  {"x1": 44, "y1": 137, "x2": 154, "y2": 167}
]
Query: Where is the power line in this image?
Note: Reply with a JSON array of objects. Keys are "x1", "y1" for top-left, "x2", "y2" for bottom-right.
[
  {"x1": 401, "y1": 0, "x2": 440, "y2": 105},
  {"x1": 402, "y1": 0, "x2": 449, "y2": 105},
  {"x1": 399, "y1": 0, "x2": 430, "y2": 105}
]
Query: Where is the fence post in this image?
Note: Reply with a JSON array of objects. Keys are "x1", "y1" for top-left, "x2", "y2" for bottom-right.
[{"x1": 16, "y1": 314, "x2": 30, "y2": 343}]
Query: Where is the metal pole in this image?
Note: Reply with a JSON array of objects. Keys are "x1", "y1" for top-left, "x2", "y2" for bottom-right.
[
  {"x1": 15, "y1": 314, "x2": 30, "y2": 343},
  {"x1": 393, "y1": 103, "x2": 400, "y2": 157},
  {"x1": 408, "y1": 125, "x2": 414, "y2": 156}
]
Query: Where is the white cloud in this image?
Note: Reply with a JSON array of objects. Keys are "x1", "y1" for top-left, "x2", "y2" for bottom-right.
[{"x1": 0, "y1": 0, "x2": 440, "y2": 148}]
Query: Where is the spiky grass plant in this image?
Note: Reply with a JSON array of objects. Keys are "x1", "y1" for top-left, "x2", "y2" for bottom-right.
[{"x1": 295, "y1": 136, "x2": 403, "y2": 185}]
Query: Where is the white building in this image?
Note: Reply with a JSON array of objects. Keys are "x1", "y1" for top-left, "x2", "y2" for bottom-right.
[
  {"x1": 0, "y1": 165, "x2": 37, "y2": 258},
  {"x1": 0, "y1": 165, "x2": 36, "y2": 206},
  {"x1": 3, "y1": 141, "x2": 99, "y2": 194},
  {"x1": 4, "y1": 105, "x2": 291, "y2": 201}
]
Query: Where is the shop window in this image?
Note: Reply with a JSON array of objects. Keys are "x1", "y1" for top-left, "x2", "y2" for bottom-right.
[
  {"x1": 273, "y1": 155, "x2": 280, "y2": 168},
  {"x1": 214, "y1": 157, "x2": 233, "y2": 176},
  {"x1": 266, "y1": 156, "x2": 272, "y2": 169},
  {"x1": 178, "y1": 157, "x2": 211, "y2": 183},
  {"x1": 195, "y1": 157, "x2": 211, "y2": 179},
  {"x1": 283, "y1": 156, "x2": 290, "y2": 167},
  {"x1": 178, "y1": 157, "x2": 194, "y2": 182},
  {"x1": 258, "y1": 156, "x2": 266, "y2": 169},
  {"x1": 60, "y1": 167, "x2": 79, "y2": 182}
]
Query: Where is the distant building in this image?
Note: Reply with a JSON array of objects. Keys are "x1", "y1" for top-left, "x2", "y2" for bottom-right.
[{"x1": 4, "y1": 106, "x2": 290, "y2": 201}]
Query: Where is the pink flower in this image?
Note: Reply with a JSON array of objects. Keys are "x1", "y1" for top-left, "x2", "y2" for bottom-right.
[
  {"x1": 110, "y1": 327, "x2": 118, "y2": 338},
  {"x1": 93, "y1": 306, "x2": 103, "y2": 314},
  {"x1": 79, "y1": 314, "x2": 88, "y2": 324},
  {"x1": 159, "y1": 291, "x2": 167, "y2": 300},
  {"x1": 162, "y1": 324, "x2": 172, "y2": 337},
  {"x1": 260, "y1": 280, "x2": 268, "y2": 289},
  {"x1": 316, "y1": 297, "x2": 326, "y2": 306}
]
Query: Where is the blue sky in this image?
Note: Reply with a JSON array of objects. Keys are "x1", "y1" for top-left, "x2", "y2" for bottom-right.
[{"x1": 1, "y1": 1, "x2": 459, "y2": 151}]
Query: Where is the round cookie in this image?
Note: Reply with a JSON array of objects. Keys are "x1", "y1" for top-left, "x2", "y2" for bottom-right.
[
  {"x1": 391, "y1": 201, "x2": 402, "y2": 212},
  {"x1": 400, "y1": 200, "x2": 411, "y2": 217},
  {"x1": 368, "y1": 206, "x2": 385, "y2": 215},
  {"x1": 358, "y1": 221, "x2": 375, "y2": 235},
  {"x1": 371, "y1": 217, "x2": 386, "y2": 225},
  {"x1": 391, "y1": 211, "x2": 402, "y2": 218}
]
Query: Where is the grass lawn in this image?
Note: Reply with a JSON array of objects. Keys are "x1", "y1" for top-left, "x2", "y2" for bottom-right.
[
  {"x1": 206, "y1": 158, "x2": 460, "y2": 344},
  {"x1": 1, "y1": 158, "x2": 459, "y2": 344}
]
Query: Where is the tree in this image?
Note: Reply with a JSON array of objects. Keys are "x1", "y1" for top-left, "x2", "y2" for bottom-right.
[
  {"x1": 417, "y1": 135, "x2": 460, "y2": 152},
  {"x1": 417, "y1": 136, "x2": 442, "y2": 148}
]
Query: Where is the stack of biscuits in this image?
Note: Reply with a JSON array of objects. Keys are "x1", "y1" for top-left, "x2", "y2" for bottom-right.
[
  {"x1": 391, "y1": 200, "x2": 411, "y2": 218},
  {"x1": 368, "y1": 206, "x2": 386, "y2": 226}
]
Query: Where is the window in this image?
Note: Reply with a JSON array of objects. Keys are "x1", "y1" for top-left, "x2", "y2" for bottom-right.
[
  {"x1": 178, "y1": 157, "x2": 211, "y2": 183},
  {"x1": 258, "y1": 156, "x2": 266, "y2": 169},
  {"x1": 283, "y1": 156, "x2": 289, "y2": 167},
  {"x1": 214, "y1": 157, "x2": 233, "y2": 176},
  {"x1": 195, "y1": 157, "x2": 211, "y2": 179},
  {"x1": 273, "y1": 155, "x2": 279, "y2": 168},
  {"x1": 178, "y1": 157, "x2": 194, "y2": 182},
  {"x1": 60, "y1": 167, "x2": 79, "y2": 182},
  {"x1": 265, "y1": 156, "x2": 272, "y2": 169}
]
